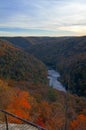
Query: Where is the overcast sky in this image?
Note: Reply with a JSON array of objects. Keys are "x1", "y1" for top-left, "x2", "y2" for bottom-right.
[{"x1": 0, "y1": 0, "x2": 86, "y2": 36}]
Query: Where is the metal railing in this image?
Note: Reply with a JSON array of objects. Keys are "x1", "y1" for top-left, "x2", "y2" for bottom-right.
[{"x1": 0, "y1": 110, "x2": 46, "y2": 130}]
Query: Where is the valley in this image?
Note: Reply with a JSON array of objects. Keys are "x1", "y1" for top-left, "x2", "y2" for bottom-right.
[{"x1": 0, "y1": 36, "x2": 86, "y2": 130}]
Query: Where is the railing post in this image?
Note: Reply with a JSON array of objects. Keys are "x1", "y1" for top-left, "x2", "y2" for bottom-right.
[
  {"x1": 0, "y1": 110, "x2": 46, "y2": 130},
  {"x1": 5, "y1": 114, "x2": 9, "y2": 130}
]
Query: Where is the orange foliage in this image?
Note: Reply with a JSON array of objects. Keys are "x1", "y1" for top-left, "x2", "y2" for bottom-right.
[
  {"x1": 70, "y1": 114, "x2": 86, "y2": 130},
  {"x1": 6, "y1": 88, "x2": 31, "y2": 123}
]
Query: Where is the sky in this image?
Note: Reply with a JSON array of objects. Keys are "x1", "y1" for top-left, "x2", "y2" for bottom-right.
[{"x1": 0, "y1": 0, "x2": 86, "y2": 36}]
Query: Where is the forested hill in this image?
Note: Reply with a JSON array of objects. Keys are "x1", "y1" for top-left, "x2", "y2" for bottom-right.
[
  {"x1": 27, "y1": 36, "x2": 86, "y2": 97},
  {"x1": 0, "y1": 39, "x2": 47, "y2": 83},
  {"x1": 28, "y1": 36, "x2": 86, "y2": 67}
]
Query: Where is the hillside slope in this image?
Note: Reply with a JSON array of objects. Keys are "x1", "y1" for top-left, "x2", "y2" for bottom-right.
[
  {"x1": 0, "y1": 79, "x2": 86, "y2": 130},
  {"x1": 0, "y1": 39, "x2": 47, "y2": 84}
]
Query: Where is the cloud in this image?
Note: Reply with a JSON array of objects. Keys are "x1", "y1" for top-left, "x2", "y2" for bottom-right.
[
  {"x1": 60, "y1": 25, "x2": 86, "y2": 36},
  {"x1": 0, "y1": 0, "x2": 86, "y2": 36}
]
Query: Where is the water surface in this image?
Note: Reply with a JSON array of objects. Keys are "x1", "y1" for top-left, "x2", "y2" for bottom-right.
[{"x1": 48, "y1": 69, "x2": 66, "y2": 92}]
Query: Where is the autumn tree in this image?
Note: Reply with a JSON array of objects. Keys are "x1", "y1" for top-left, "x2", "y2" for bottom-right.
[{"x1": 6, "y1": 88, "x2": 31, "y2": 123}]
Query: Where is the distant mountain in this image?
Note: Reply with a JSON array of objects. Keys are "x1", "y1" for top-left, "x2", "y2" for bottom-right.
[
  {"x1": 0, "y1": 39, "x2": 47, "y2": 84},
  {"x1": 0, "y1": 36, "x2": 69, "y2": 50}
]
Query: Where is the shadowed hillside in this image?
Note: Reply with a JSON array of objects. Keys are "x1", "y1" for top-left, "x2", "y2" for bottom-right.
[{"x1": 27, "y1": 36, "x2": 86, "y2": 97}]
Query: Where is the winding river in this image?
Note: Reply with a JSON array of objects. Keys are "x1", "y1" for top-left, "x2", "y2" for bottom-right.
[{"x1": 48, "y1": 69, "x2": 66, "y2": 92}]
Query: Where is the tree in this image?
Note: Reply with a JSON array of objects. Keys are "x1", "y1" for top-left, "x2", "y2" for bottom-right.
[{"x1": 6, "y1": 89, "x2": 31, "y2": 123}]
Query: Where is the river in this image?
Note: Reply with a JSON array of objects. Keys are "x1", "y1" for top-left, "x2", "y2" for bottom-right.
[{"x1": 48, "y1": 69, "x2": 66, "y2": 92}]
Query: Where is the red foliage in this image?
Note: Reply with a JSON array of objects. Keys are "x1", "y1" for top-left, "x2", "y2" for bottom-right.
[{"x1": 6, "y1": 89, "x2": 31, "y2": 123}]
